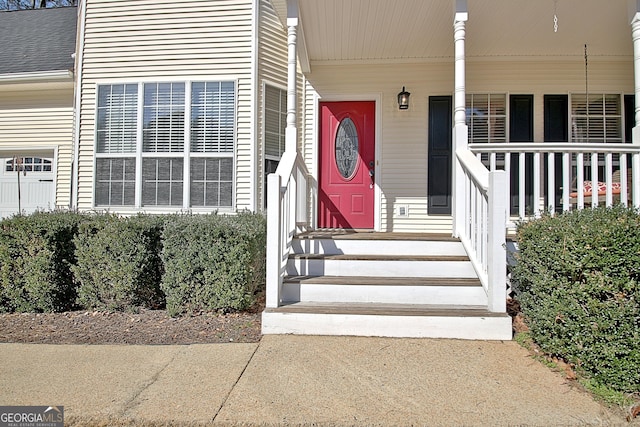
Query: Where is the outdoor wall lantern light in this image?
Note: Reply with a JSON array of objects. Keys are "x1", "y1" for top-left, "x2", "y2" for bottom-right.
[{"x1": 397, "y1": 86, "x2": 410, "y2": 110}]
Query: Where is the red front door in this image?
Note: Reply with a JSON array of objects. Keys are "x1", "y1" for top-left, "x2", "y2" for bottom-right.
[{"x1": 318, "y1": 101, "x2": 375, "y2": 229}]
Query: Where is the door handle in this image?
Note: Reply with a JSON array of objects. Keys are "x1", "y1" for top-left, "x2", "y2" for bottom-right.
[{"x1": 368, "y1": 161, "x2": 375, "y2": 188}]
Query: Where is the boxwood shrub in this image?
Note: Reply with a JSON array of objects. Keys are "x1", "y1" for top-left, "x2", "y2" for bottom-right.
[
  {"x1": 160, "y1": 212, "x2": 266, "y2": 316},
  {"x1": 512, "y1": 205, "x2": 640, "y2": 394},
  {"x1": 73, "y1": 214, "x2": 165, "y2": 311},
  {"x1": 0, "y1": 211, "x2": 85, "y2": 312}
]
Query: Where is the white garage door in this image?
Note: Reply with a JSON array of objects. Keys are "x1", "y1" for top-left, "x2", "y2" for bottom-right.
[{"x1": 0, "y1": 156, "x2": 55, "y2": 219}]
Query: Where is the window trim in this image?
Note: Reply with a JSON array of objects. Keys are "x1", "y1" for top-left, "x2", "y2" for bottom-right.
[{"x1": 93, "y1": 80, "x2": 237, "y2": 211}]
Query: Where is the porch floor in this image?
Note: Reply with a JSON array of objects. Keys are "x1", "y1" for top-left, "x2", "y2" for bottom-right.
[{"x1": 297, "y1": 230, "x2": 458, "y2": 241}]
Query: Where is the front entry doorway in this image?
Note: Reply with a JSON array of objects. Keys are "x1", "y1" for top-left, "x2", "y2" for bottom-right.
[{"x1": 318, "y1": 101, "x2": 375, "y2": 229}]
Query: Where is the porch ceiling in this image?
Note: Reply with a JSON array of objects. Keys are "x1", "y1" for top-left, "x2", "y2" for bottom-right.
[{"x1": 271, "y1": 0, "x2": 633, "y2": 67}]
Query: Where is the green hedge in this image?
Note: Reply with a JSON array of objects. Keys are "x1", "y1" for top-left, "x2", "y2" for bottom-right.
[
  {"x1": 160, "y1": 212, "x2": 266, "y2": 316},
  {"x1": 0, "y1": 211, "x2": 266, "y2": 315},
  {"x1": 512, "y1": 205, "x2": 640, "y2": 394},
  {"x1": 0, "y1": 211, "x2": 85, "y2": 313},
  {"x1": 73, "y1": 214, "x2": 166, "y2": 311}
]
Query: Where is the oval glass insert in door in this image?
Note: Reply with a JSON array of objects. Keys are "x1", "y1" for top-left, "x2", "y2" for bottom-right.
[{"x1": 335, "y1": 117, "x2": 359, "y2": 180}]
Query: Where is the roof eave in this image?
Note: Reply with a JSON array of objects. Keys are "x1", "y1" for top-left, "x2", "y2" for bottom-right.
[{"x1": 0, "y1": 70, "x2": 74, "y2": 84}]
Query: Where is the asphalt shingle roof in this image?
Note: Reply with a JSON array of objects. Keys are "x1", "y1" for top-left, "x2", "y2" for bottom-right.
[{"x1": 0, "y1": 6, "x2": 77, "y2": 75}]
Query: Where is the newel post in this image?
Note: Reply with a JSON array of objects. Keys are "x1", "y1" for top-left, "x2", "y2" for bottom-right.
[
  {"x1": 452, "y1": 2, "x2": 468, "y2": 237},
  {"x1": 266, "y1": 173, "x2": 283, "y2": 308},
  {"x1": 487, "y1": 170, "x2": 507, "y2": 313}
]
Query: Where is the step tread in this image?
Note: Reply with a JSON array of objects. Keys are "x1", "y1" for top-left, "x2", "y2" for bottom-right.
[
  {"x1": 289, "y1": 254, "x2": 470, "y2": 262},
  {"x1": 296, "y1": 231, "x2": 458, "y2": 241},
  {"x1": 283, "y1": 275, "x2": 482, "y2": 287},
  {"x1": 265, "y1": 302, "x2": 508, "y2": 318}
]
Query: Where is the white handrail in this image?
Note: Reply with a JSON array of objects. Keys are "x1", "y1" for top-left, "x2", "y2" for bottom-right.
[
  {"x1": 265, "y1": 151, "x2": 310, "y2": 308},
  {"x1": 456, "y1": 149, "x2": 507, "y2": 313},
  {"x1": 471, "y1": 142, "x2": 640, "y2": 153}
]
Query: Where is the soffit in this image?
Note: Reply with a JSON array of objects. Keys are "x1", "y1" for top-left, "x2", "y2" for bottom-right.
[{"x1": 271, "y1": 0, "x2": 633, "y2": 64}]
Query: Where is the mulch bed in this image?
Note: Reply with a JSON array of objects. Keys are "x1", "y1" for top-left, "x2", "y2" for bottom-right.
[{"x1": 0, "y1": 308, "x2": 262, "y2": 345}]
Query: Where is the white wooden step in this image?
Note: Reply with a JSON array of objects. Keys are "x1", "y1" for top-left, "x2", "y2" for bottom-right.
[
  {"x1": 262, "y1": 302, "x2": 513, "y2": 340},
  {"x1": 286, "y1": 254, "x2": 477, "y2": 278},
  {"x1": 292, "y1": 237, "x2": 466, "y2": 256},
  {"x1": 281, "y1": 276, "x2": 487, "y2": 305}
]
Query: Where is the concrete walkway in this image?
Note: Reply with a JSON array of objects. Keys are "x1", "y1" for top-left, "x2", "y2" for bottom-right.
[{"x1": 0, "y1": 336, "x2": 633, "y2": 426}]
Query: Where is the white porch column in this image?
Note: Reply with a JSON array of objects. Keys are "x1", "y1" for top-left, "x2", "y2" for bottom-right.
[
  {"x1": 631, "y1": 9, "x2": 640, "y2": 206},
  {"x1": 285, "y1": 0, "x2": 299, "y2": 153},
  {"x1": 452, "y1": 1, "x2": 468, "y2": 237},
  {"x1": 265, "y1": 0, "x2": 300, "y2": 309}
]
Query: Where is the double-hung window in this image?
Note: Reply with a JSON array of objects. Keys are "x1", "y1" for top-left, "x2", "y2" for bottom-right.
[
  {"x1": 467, "y1": 94, "x2": 507, "y2": 164},
  {"x1": 264, "y1": 85, "x2": 286, "y2": 172},
  {"x1": 263, "y1": 84, "x2": 286, "y2": 207},
  {"x1": 571, "y1": 94, "x2": 622, "y2": 143},
  {"x1": 466, "y1": 94, "x2": 507, "y2": 144},
  {"x1": 95, "y1": 81, "x2": 235, "y2": 209}
]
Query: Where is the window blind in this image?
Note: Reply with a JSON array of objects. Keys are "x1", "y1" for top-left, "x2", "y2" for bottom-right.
[
  {"x1": 466, "y1": 94, "x2": 507, "y2": 144},
  {"x1": 571, "y1": 94, "x2": 622, "y2": 143},
  {"x1": 143, "y1": 83, "x2": 186, "y2": 153},
  {"x1": 191, "y1": 82, "x2": 235, "y2": 153},
  {"x1": 96, "y1": 84, "x2": 138, "y2": 154},
  {"x1": 265, "y1": 85, "x2": 286, "y2": 158}
]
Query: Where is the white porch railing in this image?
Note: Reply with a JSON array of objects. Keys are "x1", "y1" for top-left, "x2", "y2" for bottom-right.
[
  {"x1": 455, "y1": 150, "x2": 507, "y2": 313},
  {"x1": 456, "y1": 142, "x2": 640, "y2": 312},
  {"x1": 469, "y1": 143, "x2": 640, "y2": 223},
  {"x1": 265, "y1": 150, "x2": 312, "y2": 308}
]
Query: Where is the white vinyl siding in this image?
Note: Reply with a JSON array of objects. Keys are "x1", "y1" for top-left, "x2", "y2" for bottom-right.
[
  {"x1": 0, "y1": 86, "x2": 74, "y2": 210},
  {"x1": 95, "y1": 81, "x2": 235, "y2": 209},
  {"x1": 78, "y1": 0, "x2": 253, "y2": 212}
]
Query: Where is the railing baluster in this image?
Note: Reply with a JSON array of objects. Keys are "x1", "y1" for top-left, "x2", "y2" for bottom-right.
[
  {"x1": 621, "y1": 155, "x2": 629, "y2": 206},
  {"x1": 633, "y1": 152, "x2": 640, "y2": 208},
  {"x1": 562, "y1": 152, "x2": 571, "y2": 211},
  {"x1": 591, "y1": 152, "x2": 599, "y2": 208},
  {"x1": 519, "y1": 152, "x2": 526, "y2": 219},
  {"x1": 505, "y1": 152, "x2": 511, "y2": 220},
  {"x1": 533, "y1": 152, "x2": 541, "y2": 217},
  {"x1": 547, "y1": 152, "x2": 555, "y2": 214},
  {"x1": 577, "y1": 153, "x2": 584, "y2": 209},
  {"x1": 476, "y1": 185, "x2": 482, "y2": 261},
  {"x1": 470, "y1": 180, "x2": 477, "y2": 251},
  {"x1": 605, "y1": 153, "x2": 613, "y2": 207}
]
